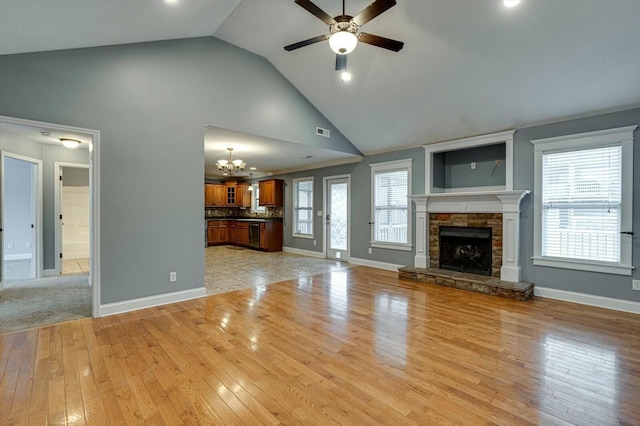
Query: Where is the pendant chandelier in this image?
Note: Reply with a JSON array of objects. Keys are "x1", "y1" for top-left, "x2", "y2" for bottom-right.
[{"x1": 217, "y1": 147, "x2": 246, "y2": 176}]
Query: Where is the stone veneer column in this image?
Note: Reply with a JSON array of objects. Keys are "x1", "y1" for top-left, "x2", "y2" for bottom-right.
[{"x1": 497, "y1": 192, "x2": 529, "y2": 282}]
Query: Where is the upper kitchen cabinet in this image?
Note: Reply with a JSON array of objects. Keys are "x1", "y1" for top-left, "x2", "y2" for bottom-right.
[
  {"x1": 205, "y1": 183, "x2": 226, "y2": 207},
  {"x1": 236, "y1": 183, "x2": 251, "y2": 208},
  {"x1": 259, "y1": 179, "x2": 284, "y2": 207},
  {"x1": 204, "y1": 183, "x2": 225, "y2": 207}
]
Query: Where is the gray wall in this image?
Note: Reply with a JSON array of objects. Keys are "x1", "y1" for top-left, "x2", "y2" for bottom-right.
[
  {"x1": 1, "y1": 130, "x2": 89, "y2": 269},
  {"x1": 514, "y1": 107, "x2": 640, "y2": 302},
  {"x1": 442, "y1": 143, "x2": 506, "y2": 189},
  {"x1": 281, "y1": 108, "x2": 640, "y2": 303},
  {"x1": 279, "y1": 146, "x2": 425, "y2": 267},
  {"x1": 0, "y1": 37, "x2": 359, "y2": 304},
  {"x1": 3, "y1": 157, "x2": 32, "y2": 257},
  {"x1": 62, "y1": 167, "x2": 89, "y2": 187}
]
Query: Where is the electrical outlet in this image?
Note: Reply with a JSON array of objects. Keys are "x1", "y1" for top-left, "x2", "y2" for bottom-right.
[
  {"x1": 169, "y1": 272, "x2": 177, "y2": 283},
  {"x1": 368, "y1": 248, "x2": 373, "y2": 254},
  {"x1": 313, "y1": 240, "x2": 317, "y2": 246},
  {"x1": 7, "y1": 243, "x2": 13, "y2": 249},
  {"x1": 633, "y1": 280, "x2": 640, "y2": 291},
  {"x1": 471, "y1": 162, "x2": 477, "y2": 170}
]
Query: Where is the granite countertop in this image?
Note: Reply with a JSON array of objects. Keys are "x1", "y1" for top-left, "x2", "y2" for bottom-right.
[{"x1": 206, "y1": 217, "x2": 282, "y2": 222}]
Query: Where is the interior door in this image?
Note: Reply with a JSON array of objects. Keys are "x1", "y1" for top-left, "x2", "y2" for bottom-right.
[
  {"x1": 1, "y1": 154, "x2": 39, "y2": 283},
  {"x1": 325, "y1": 176, "x2": 350, "y2": 262}
]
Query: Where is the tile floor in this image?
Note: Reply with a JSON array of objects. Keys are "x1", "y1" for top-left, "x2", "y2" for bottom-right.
[
  {"x1": 205, "y1": 245, "x2": 355, "y2": 295},
  {"x1": 62, "y1": 258, "x2": 90, "y2": 275}
]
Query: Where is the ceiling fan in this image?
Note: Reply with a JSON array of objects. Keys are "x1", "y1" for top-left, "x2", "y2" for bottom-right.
[{"x1": 284, "y1": 0, "x2": 405, "y2": 71}]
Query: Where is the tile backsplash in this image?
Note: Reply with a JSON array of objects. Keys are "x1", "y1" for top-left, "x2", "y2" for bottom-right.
[{"x1": 205, "y1": 207, "x2": 283, "y2": 219}]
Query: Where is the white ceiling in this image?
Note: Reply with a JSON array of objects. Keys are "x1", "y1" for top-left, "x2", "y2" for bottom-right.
[
  {"x1": 1, "y1": 0, "x2": 639, "y2": 170},
  {"x1": 0, "y1": 122, "x2": 91, "y2": 149}
]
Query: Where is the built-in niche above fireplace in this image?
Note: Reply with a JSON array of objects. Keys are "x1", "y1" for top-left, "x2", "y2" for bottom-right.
[{"x1": 439, "y1": 226, "x2": 493, "y2": 276}]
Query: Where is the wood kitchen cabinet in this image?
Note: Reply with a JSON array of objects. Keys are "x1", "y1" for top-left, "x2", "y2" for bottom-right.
[
  {"x1": 235, "y1": 183, "x2": 251, "y2": 208},
  {"x1": 260, "y1": 221, "x2": 283, "y2": 252},
  {"x1": 205, "y1": 183, "x2": 215, "y2": 206},
  {"x1": 205, "y1": 183, "x2": 226, "y2": 207},
  {"x1": 207, "y1": 221, "x2": 228, "y2": 245},
  {"x1": 258, "y1": 179, "x2": 284, "y2": 207},
  {"x1": 234, "y1": 222, "x2": 250, "y2": 245}
]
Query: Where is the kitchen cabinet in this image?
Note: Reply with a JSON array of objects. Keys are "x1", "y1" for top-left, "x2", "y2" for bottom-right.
[
  {"x1": 260, "y1": 221, "x2": 283, "y2": 252},
  {"x1": 258, "y1": 179, "x2": 284, "y2": 207},
  {"x1": 205, "y1": 183, "x2": 215, "y2": 206},
  {"x1": 205, "y1": 183, "x2": 226, "y2": 207},
  {"x1": 235, "y1": 183, "x2": 251, "y2": 208},
  {"x1": 207, "y1": 221, "x2": 228, "y2": 245},
  {"x1": 213, "y1": 184, "x2": 225, "y2": 206},
  {"x1": 225, "y1": 182, "x2": 236, "y2": 206},
  {"x1": 234, "y1": 222, "x2": 250, "y2": 245}
]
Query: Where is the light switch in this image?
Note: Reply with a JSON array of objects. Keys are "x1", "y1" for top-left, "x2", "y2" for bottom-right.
[{"x1": 317, "y1": 210, "x2": 323, "y2": 217}]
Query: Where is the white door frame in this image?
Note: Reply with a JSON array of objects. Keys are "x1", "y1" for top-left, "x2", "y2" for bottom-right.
[
  {"x1": 0, "y1": 115, "x2": 101, "y2": 317},
  {"x1": 322, "y1": 174, "x2": 351, "y2": 261},
  {"x1": 0, "y1": 152, "x2": 43, "y2": 288},
  {"x1": 54, "y1": 162, "x2": 90, "y2": 276}
]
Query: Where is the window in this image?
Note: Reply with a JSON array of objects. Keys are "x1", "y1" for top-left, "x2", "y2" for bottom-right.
[
  {"x1": 293, "y1": 177, "x2": 313, "y2": 238},
  {"x1": 370, "y1": 159, "x2": 412, "y2": 251},
  {"x1": 532, "y1": 126, "x2": 636, "y2": 275},
  {"x1": 252, "y1": 185, "x2": 265, "y2": 212}
]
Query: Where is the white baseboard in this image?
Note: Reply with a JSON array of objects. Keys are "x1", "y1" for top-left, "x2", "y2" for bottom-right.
[
  {"x1": 283, "y1": 246, "x2": 325, "y2": 258},
  {"x1": 534, "y1": 286, "x2": 640, "y2": 315},
  {"x1": 4, "y1": 253, "x2": 32, "y2": 261},
  {"x1": 42, "y1": 269, "x2": 57, "y2": 277},
  {"x1": 349, "y1": 257, "x2": 404, "y2": 272},
  {"x1": 99, "y1": 287, "x2": 207, "y2": 317}
]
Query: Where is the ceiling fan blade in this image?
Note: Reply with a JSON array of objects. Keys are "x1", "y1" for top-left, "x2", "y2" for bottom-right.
[
  {"x1": 284, "y1": 34, "x2": 330, "y2": 51},
  {"x1": 358, "y1": 32, "x2": 404, "y2": 52},
  {"x1": 352, "y1": 0, "x2": 397, "y2": 27},
  {"x1": 295, "y1": 0, "x2": 336, "y2": 25},
  {"x1": 335, "y1": 54, "x2": 347, "y2": 71}
]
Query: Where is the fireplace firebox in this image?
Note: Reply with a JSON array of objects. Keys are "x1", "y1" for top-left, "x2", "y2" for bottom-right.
[{"x1": 439, "y1": 226, "x2": 492, "y2": 276}]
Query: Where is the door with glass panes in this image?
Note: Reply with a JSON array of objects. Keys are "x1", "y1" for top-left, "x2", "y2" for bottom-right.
[{"x1": 325, "y1": 176, "x2": 349, "y2": 262}]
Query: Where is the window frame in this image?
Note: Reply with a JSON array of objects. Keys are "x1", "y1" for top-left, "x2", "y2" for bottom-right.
[
  {"x1": 369, "y1": 158, "x2": 413, "y2": 251},
  {"x1": 252, "y1": 185, "x2": 265, "y2": 212},
  {"x1": 292, "y1": 177, "x2": 314, "y2": 239},
  {"x1": 531, "y1": 125, "x2": 636, "y2": 275}
]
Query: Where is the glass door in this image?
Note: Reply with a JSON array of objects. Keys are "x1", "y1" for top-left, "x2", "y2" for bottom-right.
[{"x1": 325, "y1": 176, "x2": 349, "y2": 262}]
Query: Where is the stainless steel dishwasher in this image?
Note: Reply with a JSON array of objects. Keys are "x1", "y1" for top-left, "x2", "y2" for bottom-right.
[{"x1": 249, "y1": 222, "x2": 261, "y2": 248}]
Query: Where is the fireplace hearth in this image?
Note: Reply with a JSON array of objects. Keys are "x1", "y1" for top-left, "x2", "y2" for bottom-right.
[{"x1": 439, "y1": 226, "x2": 492, "y2": 276}]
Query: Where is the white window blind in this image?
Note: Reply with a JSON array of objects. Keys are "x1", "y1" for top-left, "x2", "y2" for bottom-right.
[
  {"x1": 542, "y1": 145, "x2": 621, "y2": 263},
  {"x1": 374, "y1": 170, "x2": 408, "y2": 244},
  {"x1": 293, "y1": 178, "x2": 313, "y2": 237}
]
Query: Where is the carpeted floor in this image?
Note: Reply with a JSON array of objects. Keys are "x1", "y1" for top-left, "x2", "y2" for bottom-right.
[{"x1": 0, "y1": 273, "x2": 91, "y2": 334}]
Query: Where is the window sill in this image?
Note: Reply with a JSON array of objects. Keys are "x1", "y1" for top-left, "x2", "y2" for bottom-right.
[
  {"x1": 293, "y1": 234, "x2": 313, "y2": 239},
  {"x1": 532, "y1": 256, "x2": 633, "y2": 276},
  {"x1": 370, "y1": 242, "x2": 413, "y2": 252}
]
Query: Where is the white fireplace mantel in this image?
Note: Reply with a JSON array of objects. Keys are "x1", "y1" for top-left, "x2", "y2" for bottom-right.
[{"x1": 409, "y1": 190, "x2": 530, "y2": 282}]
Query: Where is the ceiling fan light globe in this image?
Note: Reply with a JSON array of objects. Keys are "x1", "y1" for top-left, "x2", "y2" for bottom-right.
[{"x1": 329, "y1": 31, "x2": 357, "y2": 55}]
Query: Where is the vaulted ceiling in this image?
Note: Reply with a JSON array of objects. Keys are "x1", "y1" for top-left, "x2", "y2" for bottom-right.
[{"x1": 1, "y1": 0, "x2": 639, "y2": 161}]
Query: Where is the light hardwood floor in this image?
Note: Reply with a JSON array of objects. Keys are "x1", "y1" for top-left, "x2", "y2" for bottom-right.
[{"x1": 1, "y1": 266, "x2": 639, "y2": 425}]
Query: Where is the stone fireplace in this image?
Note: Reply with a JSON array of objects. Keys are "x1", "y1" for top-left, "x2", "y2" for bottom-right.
[
  {"x1": 439, "y1": 224, "x2": 493, "y2": 276},
  {"x1": 409, "y1": 191, "x2": 529, "y2": 282}
]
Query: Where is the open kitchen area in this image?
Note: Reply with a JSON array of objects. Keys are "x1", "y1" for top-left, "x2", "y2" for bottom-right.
[{"x1": 205, "y1": 178, "x2": 284, "y2": 252}]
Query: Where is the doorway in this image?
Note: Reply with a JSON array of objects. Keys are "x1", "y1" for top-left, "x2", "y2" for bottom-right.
[
  {"x1": 1, "y1": 153, "x2": 42, "y2": 287},
  {"x1": 55, "y1": 163, "x2": 90, "y2": 275},
  {"x1": 0, "y1": 115, "x2": 101, "y2": 319},
  {"x1": 324, "y1": 175, "x2": 350, "y2": 262}
]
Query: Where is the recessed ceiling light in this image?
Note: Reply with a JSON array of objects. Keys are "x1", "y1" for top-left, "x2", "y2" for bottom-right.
[
  {"x1": 164, "y1": 0, "x2": 179, "y2": 5},
  {"x1": 249, "y1": 167, "x2": 256, "y2": 170},
  {"x1": 41, "y1": 131, "x2": 51, "y2": 137},
  {"x1": 504, "y1": 0, "x2": 521, "y2": 7}
]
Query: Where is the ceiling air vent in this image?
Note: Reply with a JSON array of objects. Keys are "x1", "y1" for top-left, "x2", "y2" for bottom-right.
[{"x1": 316, "y1": 127, "x2": 330, "y2": 138}]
